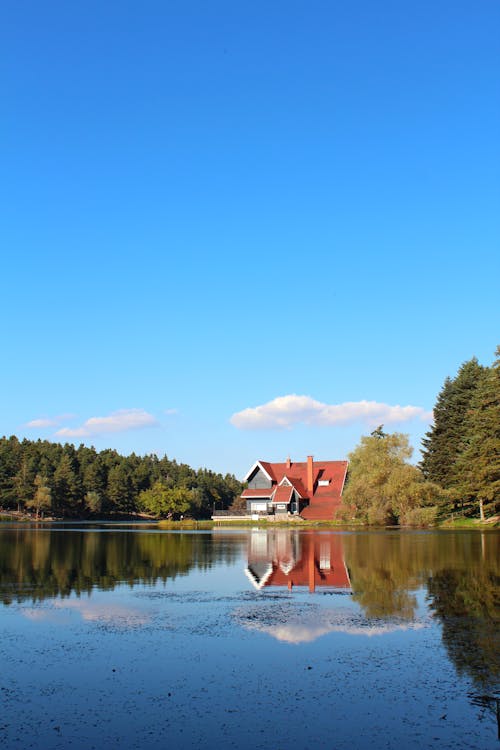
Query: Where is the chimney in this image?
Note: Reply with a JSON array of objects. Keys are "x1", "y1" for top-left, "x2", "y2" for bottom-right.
[
  {"x1": 307, "y1": 455, "x2": 314, "y2": 494},
  {"x1": 286, "y1": 456, "x2": 291, "y2": 469}
]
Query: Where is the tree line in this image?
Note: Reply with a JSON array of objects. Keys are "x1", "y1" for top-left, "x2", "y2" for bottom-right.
[
  {"x1": 341, "y1": 344, "x2": 499, "y2": 524},
  {"x1": 0, "y1": 436, "x2": 242, "y2": 519}
]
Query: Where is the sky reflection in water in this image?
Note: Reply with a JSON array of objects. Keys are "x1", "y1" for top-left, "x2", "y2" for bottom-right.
[{"x1": 0, "y1": 525, "x2": 498, "y2": 749}]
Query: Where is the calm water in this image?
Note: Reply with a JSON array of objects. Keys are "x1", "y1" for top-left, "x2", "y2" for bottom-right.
[{"x1": 0, "y1": 525, "x2": 498, "y2": 750}]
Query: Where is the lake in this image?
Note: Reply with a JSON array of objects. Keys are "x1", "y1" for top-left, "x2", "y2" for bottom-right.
[{"x1": 0, "y1": 524, "x2": 499, "y2": 749}]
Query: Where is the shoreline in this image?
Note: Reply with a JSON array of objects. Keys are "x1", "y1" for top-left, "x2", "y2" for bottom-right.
[{"x1": 1, "y1": 511, "x2": 498, "y2": 530}]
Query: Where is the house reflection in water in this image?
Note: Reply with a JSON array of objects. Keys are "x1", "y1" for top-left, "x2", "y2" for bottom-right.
[{"x1": 245, "y1": 529, "x2": 351, "y2": 592}]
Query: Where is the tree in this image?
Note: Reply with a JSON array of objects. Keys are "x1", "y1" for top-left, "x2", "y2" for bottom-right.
[
  {"x1": 342, "y1": 431, "x2": 440, "y2": 525},
  {"x1": 53, "y1": 453, "x2": 81, "y2": 515},
  {"x1": 420, "y1": 358, "x2": 486, "y2": 489},
  {"x1": 107, "y1": 462, "x2": 134, "y2": 513},
  {"x1": 26, "y1": 474, "x2": 52, "y2": 518},
  {"x1": 371, "y1": 425, "x2": 387, "y2": 439},
  {"x1": 453, "y1": 346, "x2": 500, "y2": 518},
  {"x1": 82, "y1": 459, "x2": 107, "y2": 502},
  {"x1": 14, "y1": 453, "x2": 36, "y2": 513},
  {"x1": 0, "y1": 436, "x2": 22, "y2": 508},
  {"x1": 138, "y1": 481, "x2": 193, "y2": 518},
  {"x1": 84, "y1": 491, "x2": 102, "y2": 515}
]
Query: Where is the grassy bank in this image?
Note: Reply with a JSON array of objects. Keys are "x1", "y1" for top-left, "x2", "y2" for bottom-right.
[
  {"x1": 438, "y1": 515, "x2": 499, "y2": 529},
  {"x1": 2, "y1": 513, "x2": 497, "y2": 530}
]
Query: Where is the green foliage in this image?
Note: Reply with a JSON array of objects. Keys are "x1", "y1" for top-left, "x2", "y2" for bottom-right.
[
  {"x1": 138, "y1": 481, "x2": 194, "y2": 518},
  {"x1": 84, "y1": 491, "x2": 102, "y2": 514},
  {"x1": 453, "y1": 347, "x2": 500, "y2": 516},
  {"x1": 53, "y1": 452, "x2": 81, "y2": 515},
  {"x1": 107, "y1": 462, "x2": 134, "y2": 513},
  {"x1": 0, "y1": 435, "x2": 242, "y2": 519},
  {"x1": 420, "y1": 358, "x2": 487, "y2": 488},
  {"x1": 421, "y1": 345, "x2": 500, "y2": 519},
  {"x1": 26, "y1": 474, "x2": 52, "y2": 518},
  {"x1": 343, "y1": 430, "x2": 440, "y2": 525}
]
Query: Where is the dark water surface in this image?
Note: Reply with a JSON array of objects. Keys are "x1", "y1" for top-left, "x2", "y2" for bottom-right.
[{"x1": 0, "y1": 525, "x2": 499, "y2": 749}]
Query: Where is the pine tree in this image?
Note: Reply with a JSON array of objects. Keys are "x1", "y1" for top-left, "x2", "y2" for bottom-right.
[
  {"x1": 53, "y1": 453, "x2": 81, "y2": 515},
  {"x1": 107, "y1": 462, "x2": 134, "y2": 513},
  {"x1": 13, "y1": 453, "x2": 36, "y2": 513},
  {"x1": 420, "y1": 358, "x2": 486, "y2": 490},
  {"x1": 0, "y1": 436, "x2": 22, "y2": 507},
  {"x1": 454, "y1": 346, "x2": 500, "y2": 518}
]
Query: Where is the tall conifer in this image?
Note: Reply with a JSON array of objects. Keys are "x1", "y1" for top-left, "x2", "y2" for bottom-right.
[
  {"x1": 420, "y1": 358, "x2": 486, "y2": 489},
  {"x1": 454, "y1": 347, "x2": 500, "y2": 517}
]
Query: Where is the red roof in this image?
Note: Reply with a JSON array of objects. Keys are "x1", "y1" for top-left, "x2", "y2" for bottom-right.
[
  {"x1": 284, "y1": 476, "x2": 307, "y2": 498},
  {"x1": 272, "y1": 485, "x2": 294, "y2": 504},
  {"x1": 253, "y1": 460, "x2": 347, "y2": 501}
]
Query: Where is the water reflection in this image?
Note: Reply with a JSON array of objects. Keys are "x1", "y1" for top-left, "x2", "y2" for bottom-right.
[
  {"x1": 0, "y1": 526, "x2": 245, "y2": 604},
  {"x1": 0, "y1": 524, "x2": 498, "y2": 707},
  {"x1": 245, "y1": 528, "x2": 351, "y2": 591},
  {"x1": 241, "y1": 528, "x2": 429, "y2": 644},
  {"x1": 241, "y1": 528, "x2": 500, "y2": 694},
  {"x1": 235, "y1": 600, "x2": 426, "y2": 644}
]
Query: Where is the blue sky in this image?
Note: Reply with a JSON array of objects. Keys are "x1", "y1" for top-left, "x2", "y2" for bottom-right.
[{"x1": 2, "y1": 1, "x2": 499, "y2": 477}]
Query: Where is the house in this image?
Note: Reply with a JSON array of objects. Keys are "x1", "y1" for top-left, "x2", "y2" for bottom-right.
[{"x1": 240, "y1": 455, "x2": 348, "y2": 520}]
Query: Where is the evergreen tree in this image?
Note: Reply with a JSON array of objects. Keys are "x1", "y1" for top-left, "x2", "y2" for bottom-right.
[
  {"x1": 82, "y1": 458, "x2": 107, "y2": 501},
  {"x1": 107, "y1": 462, "x2": 134, "y2": 513},
  {"x1": 53, "y1": 453, "x2": 81, "y2": 515},
  {"x1": 420, "y1": 358, "x2": 486, "y2": 490},
  {"x1": 454, "y1": 346, "x2": 500, "y2": 518},
  {"x1": 0, "y1": 436, "x2": 22, "y2": 507},
  {"x1": 13, "y1": 453, "x2": 36, "y2": 513}
]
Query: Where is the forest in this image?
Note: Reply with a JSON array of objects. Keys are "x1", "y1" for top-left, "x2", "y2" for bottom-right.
[
  {"x1": 341, "y1": 344, "x2": 500, "y2": 524},
  {"x1": 0, "y1": 437, "x2": 242, "y2": 519}
]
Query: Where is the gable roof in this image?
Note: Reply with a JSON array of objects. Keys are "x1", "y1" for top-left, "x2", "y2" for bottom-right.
[
  {"x1": 243, "y1": 460, "x2": 274, "y2": 483},
  {"x1": 244, "y1": 459, "x2": 348, "y2": 501},
  {"x1": 271, "y1": 484, "x2": 294, "y2": 505},
  {"x1": 286, "y1": 476, "x2": 307, "y2": 498}
]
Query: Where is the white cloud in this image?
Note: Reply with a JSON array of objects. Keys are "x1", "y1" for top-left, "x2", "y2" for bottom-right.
[
  {"x1": 230, "y1": 394, "x2": 433, "y2": 430},
  {"x1": 24, "y1": 601, "x2": 150, "y2": 627},
  {"x1": 25, "y1": 414, "x2": 75, "y2": 429},
  {"x1": 234, "y1": 605, "x2": 427, "y2": 644},
  {"x1": 54, "y1": 599, "x2": 150, "y2": 626},
  {"x1": 55, "y1": 408, "x2": 159, "y2": 438},
  {"x1": 239, "y1": 612, "x2": 426, "y2": 644},
  {"x1": 164, "y1": 408, "x2": 179, "y2": 416},
  {"x1": 26, "y1": 418, "x2": 58, "y2": 428}
]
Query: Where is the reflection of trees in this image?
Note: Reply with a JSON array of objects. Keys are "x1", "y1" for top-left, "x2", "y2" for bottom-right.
[
  {"x1": 0, "y1": 529, "x2": 243, "y2": 605},
  {"x1": 344, "y1": 531, "x2": 500, "y2": 697},
  {"x1": 342, "y1": 533, "x2": 425, "y2": 619},
  {"x1": 424, "y1": 533, "x2": 500, "y2": 696},
  {"x1": 427, "y1": 567, "x2": 500, "y2": 693}
]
